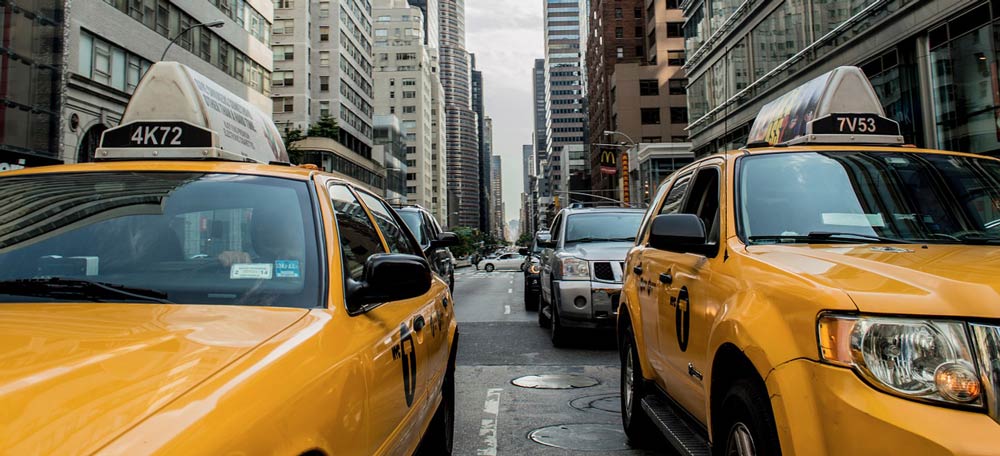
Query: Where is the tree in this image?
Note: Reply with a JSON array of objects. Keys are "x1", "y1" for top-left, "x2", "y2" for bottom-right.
[
  {"x1": 517, "y1": 232, "x2": 533, "y2": 246},
  {"x1": 449, "y1": 226, "x2": 478, "y2": 257},
  {"x1": 308, "y1": 115, "x2": 339, "y2": 139},
  {"x1": 283, "y1": 128, "x2": 305, "y2": 164}
]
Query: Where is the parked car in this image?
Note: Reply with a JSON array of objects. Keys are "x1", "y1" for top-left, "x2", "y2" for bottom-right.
[
  {"x1": 477, "y1": 253, "x2": 525, "y2": 272},
  {"x1": 619, "y1": 66, "x2": 1000, "y2": 455},
  {"x1": 519, "y1": 231, "x2": 550, "y2": 311},
  {"x1": 0, "y1": 62, "x2": 458, "y2": 455},
  {"x1": 538, "y1": 207, "x2": 645, "y2": 346},
  {"x1": 396, "y1": 205, "x2": 459, "y2": 290}
]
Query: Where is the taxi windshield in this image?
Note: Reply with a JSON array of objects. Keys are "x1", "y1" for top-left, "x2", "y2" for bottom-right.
[
  {"x1": 0, "y1": 172, "x2": 321, "y2": 307},
  {"x1": 739, "y1": 151, "x2": 1000, "y2": 245}
]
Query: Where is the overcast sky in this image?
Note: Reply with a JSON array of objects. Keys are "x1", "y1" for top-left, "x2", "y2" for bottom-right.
[{"x1": 466, "y1": 0, "x2": 544, "y2": 232}]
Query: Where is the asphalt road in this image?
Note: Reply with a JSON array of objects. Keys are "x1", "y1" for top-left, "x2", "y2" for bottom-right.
[{"x1": 450, "y1": 267, "x2": 673, "y2": 456}]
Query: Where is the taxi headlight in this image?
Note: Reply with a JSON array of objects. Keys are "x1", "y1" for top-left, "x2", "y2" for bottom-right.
[
  {"x1": 818, "y1": 314, "x2": 982, "y2": 406},
  {"x1": 528, "y1": 264, "x2": 541, "y2": 274},
  {"x1": 560, "y1": 257, "x2": 589, "y2": 280}
]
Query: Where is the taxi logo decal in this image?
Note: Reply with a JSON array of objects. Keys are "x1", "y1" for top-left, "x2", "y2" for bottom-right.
[
  {"x1": 674, "y1": 287, "x2": 691, "y2": 352},
  {"x1": 392, "y1": 324, "x2": 418, "y2": 407}
]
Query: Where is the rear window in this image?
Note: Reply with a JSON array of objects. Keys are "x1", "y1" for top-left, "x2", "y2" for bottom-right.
[{"x1": 0, "y1": 172, "x2": 322, "y2": 307}]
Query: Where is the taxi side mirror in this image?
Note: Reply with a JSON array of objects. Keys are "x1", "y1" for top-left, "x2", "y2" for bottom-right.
[
  {"x1": 347, "y1": 254, "x2": 432, "y2": 313},
  {"x1": 430, "y1": 232, "x2": 460, "y2": 250},
  {"x1": 648, "y1": 214, "x2": 707, "y2": 254}
]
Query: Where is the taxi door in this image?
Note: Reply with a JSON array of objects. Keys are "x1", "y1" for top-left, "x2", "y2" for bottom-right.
[
  {"x1": 326, "y1": 183, "x2": 429, "y2": 456},
  {"x1": 635, "y1": 167, "x2": 695, "y2": 379},
  {"x1": 647, "y1": 161, "x2": 726, "y2": 425},
  {"x1": 357, "y1": 191, "x2": 452, "y2": 436}
]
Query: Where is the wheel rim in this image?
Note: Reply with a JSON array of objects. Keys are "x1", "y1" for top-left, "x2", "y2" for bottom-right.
[
  {"x1": 726, "y1": 422, "x2": 756, "y2": 456},
  {"x1": 623, "y1": 344, "x2": 634, "y2": 420}
]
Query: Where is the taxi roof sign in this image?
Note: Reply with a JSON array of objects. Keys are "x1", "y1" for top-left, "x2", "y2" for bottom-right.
[
  {"x1": 97, "y1": 62, "x2": 288, "y2": 164},
  {"x1": 747, "y1": 66, "x2": 903, "y2": 147}
]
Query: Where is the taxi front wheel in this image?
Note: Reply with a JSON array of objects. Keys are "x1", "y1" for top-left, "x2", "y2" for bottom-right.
[
  {"x1": 714, "y1": 378, "x2": 781, "y2": 456},
  {"x1": 620, "y1": 327, "x2": 657, "y2": 447}
]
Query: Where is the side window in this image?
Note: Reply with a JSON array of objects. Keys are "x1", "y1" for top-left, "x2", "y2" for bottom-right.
[
  {"x1": 422, "y1": 212, "x2": 439, "y2": 240},
  {"x1": 682, "y1": 166, "x2": 722, "y2": 252},
  {"x1": 329, "y1": 185, "x2": 386, "y2": 281},
  {"x1": 659, "y1": 171, "x2": 693, "y2": 215},
  {"x1": 357, "y1": 192, "x2": 422, "y2": 255},
  {"x1": 549, "y1": 214, "x2": 564, "y2": 242}
]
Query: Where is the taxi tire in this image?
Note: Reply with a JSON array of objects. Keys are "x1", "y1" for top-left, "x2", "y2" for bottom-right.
[
  {"x1": 714, "y1": 378, "x2": 781, "y2": 456},
  {"x1": 417, "y1": 367, "x2": 455, "y2": 455},
  {"x1": 524, "y1": 284, "x2": 539, "y2": 311},
  {"x1": 620, "y1": 328, "x2": 657, "y2": 447}
]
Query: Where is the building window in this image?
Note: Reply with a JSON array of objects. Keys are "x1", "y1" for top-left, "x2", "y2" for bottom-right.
[
  {"x1": 672, "y1": 136, "x2": 687, "y2": 142},
  {"x1": 319, "y1": 26, "x2": 330, "y2": 41},
  {"x1": 614, "y1": 8, "x2": 622, "y2": 18},
  {"x1": 668, "y1": 78, "x2": 687, "y2": 95},
  {"x1": 641, "y1": 136, "x2": 662, "y2": 143},
  {"x1": 635, "y1": 26, "x2": 643, "y2": 38},
  {"x1": 402, "y1": 78, "x2": 416, "y2": 86},
  {"x1": 616, "y1": 47, "x2": 624, "y2": 58},
  {"x1": 403, "y1": 105, "x2": 416, "y2": 113},
  {"x1": 377, "y1": 15, "x2": 391, "y2": 22},
  {"x1": 319, "y1": 51, "x2": 330, "y2": 67},
  {"x1": 639, "y1": 79, "x2": 659, "y2": 96},
  {"x1": 318, "y1": 1, "x2": 330, "y2": 17},
  {"x1": 752, "y1": 1, "x2": 806, "y2": 80},
  {"x1": 641, "y1": 108, "x2": 661, "y2": 125},
  {"x1": 666, "y1": 22, "x2": 683, "y2": 38},
  {"x1": 319, "y1": 101, "x2": 330, "y2": 118},
  {"x1": 666, "y1": 0, "x2": 679, "y2": 8},
  {"x1": 273, "y1": 45, "x2": 294, "y2": 61},
  {"x1": 276, "y1": 0, "x2": 294, "y2": 8},
  {"x1": 402, "y1": 91, "x2": 416, "y2": 99},
  {"x1": 634, "y1": 7, "x2": 642, "y2": 18},
  {"x1": 667, "y1": 50, "x2": 686, "y2": 66},
  {"x1": 376, "y1": 29, "x2": 388, "y2": 37},
  {"x1": 670, "y1": 107, "x2": 688, "y2": 124},
  {"x1": 320, "y1": 76, "x2": 330, "y2": 91},
  {"x1": 274, "y1": 19, "x2": 294, "y2": 35},
  {"x1": 78, "y1": 30, "x2": 151, "y2": 94},
  {"x1": 273, "y1": 70, "x2": 294, "y2": 87},
  {"x1": 615, "y1": 27, "x2": 624, "y2": 38},
  {"x1": 273, "y1": 96, "x2": 294, "y2": 113}
]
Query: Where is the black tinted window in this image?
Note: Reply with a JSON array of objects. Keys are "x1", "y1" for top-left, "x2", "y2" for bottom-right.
[
  {"x1": 398, "y1": 210, "x2": 428, "y2": 245},
  {"x1": 330, "y1": 185, "x2": 386, "y2": 281},
  {"x1": 358, "y1": 192, "x2": 421, "y2": 255}
]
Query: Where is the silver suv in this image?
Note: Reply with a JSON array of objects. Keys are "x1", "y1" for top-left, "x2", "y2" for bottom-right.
[{"x1": 538, "y1": 207, "x2": 645, "y2": 346}]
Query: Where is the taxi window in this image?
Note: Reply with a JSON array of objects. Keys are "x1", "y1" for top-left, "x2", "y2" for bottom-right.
[
  {"x1": 357, "y1": 192, "x2": 421, "y2": 256},
  {"x1": 659, "y1": 171, "x2": 693, "y2": 215},
  {"x1": 739, "y1": 151, "x2": 1000, "y2": 244},
  {"x1": 0, "y1": 172, "x2": 321, "y2": 307},
  {"x1": 329, "y1": 185, "x2": 387, "y2": 282}
]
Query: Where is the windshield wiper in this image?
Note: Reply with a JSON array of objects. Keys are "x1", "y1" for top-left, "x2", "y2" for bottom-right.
[
  {"x1": 0, "y1": 278, "x2": 173, "y2": 304},
  {"x1": 750, "y1": 231, "x2": 913, "y2": 245},
  {"x1": 953, "y1": 233, "x2": 1000, "y2": 245},
  {"x1": 566, "y1": 237, "x2": 636, "y2": 243}
]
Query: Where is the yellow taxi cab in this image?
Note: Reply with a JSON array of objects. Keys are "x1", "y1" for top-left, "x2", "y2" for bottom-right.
[
  {"x1": 618, "y1": 66, "x2": 1000, "y2": 455},
  {"x1": 0, "y1": 62, "x2": 458, "y2": 455}
]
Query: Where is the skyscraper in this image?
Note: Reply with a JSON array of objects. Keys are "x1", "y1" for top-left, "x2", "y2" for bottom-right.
[
  {"x1": 471, "y1": 58, "x2": 491, "y2": 232},
  {"x1": 542, "y1": 0, "x2": 588, "y2": 217},
  {"x1": 439, "y1": 0, "x2": 480, "y2": 228},
  {"x1": 404, "y1": 0, "x2": 439, "y2": 50},
  {"x1": 272, "y1": 0, "x2": 374, "y2": 159}
]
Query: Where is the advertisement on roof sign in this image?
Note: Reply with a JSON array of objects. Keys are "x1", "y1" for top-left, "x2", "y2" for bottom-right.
[{"x1": 747, "y1": 72, "x2": 829, "y2": 145}]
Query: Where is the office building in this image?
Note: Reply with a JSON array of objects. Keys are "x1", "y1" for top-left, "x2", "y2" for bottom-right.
[
  {"x1": 520, "y1": 143, "x2": 536, "y2": 236},
  {"x1": 532, "y1": 58, "x2": 550, "y2": 228},
  {"x1": 403, "y1": 0, "x2": 439, "y2": 49},
  {"x1": 439, "y1": 0, "x2": 480, "y2": 228},
  {"x1": 471, "y1": 59, "x2": 491, "y2": 232},
  {"x1": 542, "y1": 0, "x2": 589, "y2": 217},
  {"x1": 586, "y1": 0, "x2": 647, "y2": 195},
  {"x1": 372, "y1": 115, "x2": 408, "y2": 204},
  {"x1": 491, "y1": 154, "x2": 503, "y2": 237},
  {"x1": 683, "y1": 0, "x2": 995, "y2": 156},
  {"x1": 372, "y1": 0, "x2": 448, "y2": 221},
  {"x1": 272, "y1": 0, "x2": 373, "y2": 159},
  {"x1": 1, "y1": 1, "x2": 273, "y2": 172}
]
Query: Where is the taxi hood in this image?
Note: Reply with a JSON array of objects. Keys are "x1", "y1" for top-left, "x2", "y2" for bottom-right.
[
  {"x1": 747, "y1": 244, "x2": 1000, "y2": 318},
  {"x1": 0, "y1": 304, "x2": 307, "y2": 454}
]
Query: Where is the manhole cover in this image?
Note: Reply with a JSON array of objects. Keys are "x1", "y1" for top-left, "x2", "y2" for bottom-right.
[
  {"x1": 569, "y1": 393, "x2": 621, "y2": 415},
  {"x1": 528, "y1": 423, "x2": 631, "y2": 451},
  {"x1": 511, "y1": 374, "x2": 600, "y2": 389}
]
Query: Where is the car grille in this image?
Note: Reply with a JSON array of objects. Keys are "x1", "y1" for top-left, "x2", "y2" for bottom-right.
[
  {"x1": 593, "y1": 262, "x2": 615, "y2": 281},
  {"x1": 971, "y1": 324, "x2": 1000, "y2": 424}
]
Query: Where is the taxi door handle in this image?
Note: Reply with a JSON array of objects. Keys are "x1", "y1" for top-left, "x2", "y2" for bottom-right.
[
  {"x1": 413, "y1": 315, "x2": 426, "y2": 332},
  {"x1": 659, "y1": 273, "x2": 673, "y2": 285}
]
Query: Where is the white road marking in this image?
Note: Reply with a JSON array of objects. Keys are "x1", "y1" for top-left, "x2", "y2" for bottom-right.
[
  {"x1": 507, "y1": 288, "x2": 512, "y2": 294},
  {"x1": 504, "y1": 305, "x2": 511, "y2": 315},
  {"x1": 477, "y1": 388, "x2": 503, "y2": 456}
]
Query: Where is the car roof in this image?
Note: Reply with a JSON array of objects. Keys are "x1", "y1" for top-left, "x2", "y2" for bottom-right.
[
  {"x1": 0, "y1": 160, "x2": 338, "y2": 182},
  {"x1": 561, "y1": 207, "x2": 645, "y2": 214},
  {"x1": 726, "y1": 144, "x2": 994, "y2": 160}
]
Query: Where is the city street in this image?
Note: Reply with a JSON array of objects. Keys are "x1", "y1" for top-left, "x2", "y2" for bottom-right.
[{"x1": 450, "y1": 267, "x2": 672, "y2": 456}]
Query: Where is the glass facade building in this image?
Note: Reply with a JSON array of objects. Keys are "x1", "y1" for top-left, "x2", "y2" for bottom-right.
[
  {"x1": 683, "y1": 0, "x2": 1000, "y2": 157},
  {"x1": 0, "y1": 1, "x2": 64, "y2": 169}
]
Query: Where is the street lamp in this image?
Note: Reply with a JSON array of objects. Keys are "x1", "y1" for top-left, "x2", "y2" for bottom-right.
[
  {"x1": 160, "y1": 20, "x2": 225, "y2": 61},
  {"x1": 603, "y1": 130, "x2": 637, "y2": 147},
  {"x1": 603, "y1": 130, "x2": 637, "y2": 206}
]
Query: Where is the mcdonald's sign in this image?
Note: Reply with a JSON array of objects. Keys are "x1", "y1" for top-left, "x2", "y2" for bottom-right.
[{"x1": 599, "y1": 149, "x2": 617, "y2": 175}]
